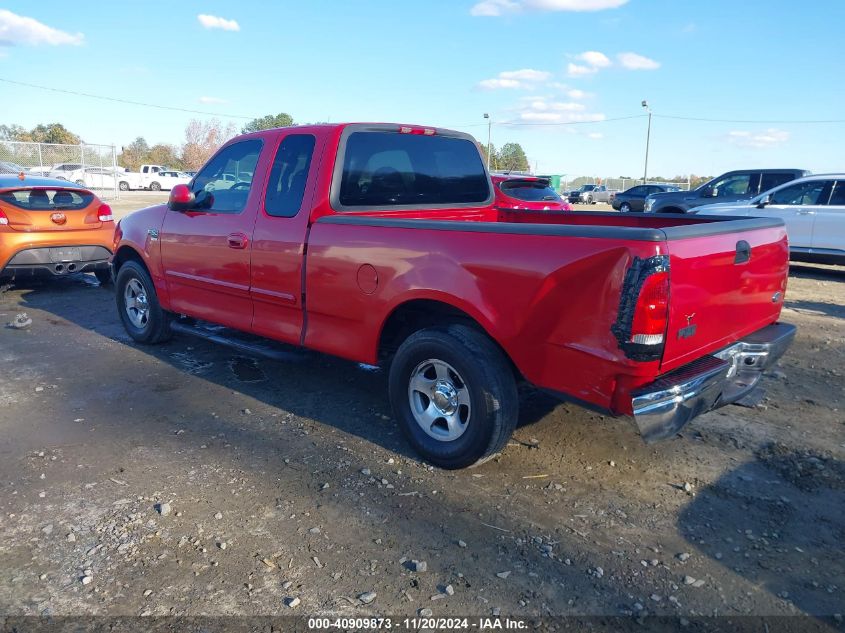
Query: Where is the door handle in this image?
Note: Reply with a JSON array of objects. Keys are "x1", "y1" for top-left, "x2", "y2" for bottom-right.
[
  {"x1": 227, "y1": 232, "x2": 249, "y2": 249},
  {"x1": 797, "y1": 210, "x2": 815, "y2": 215}
]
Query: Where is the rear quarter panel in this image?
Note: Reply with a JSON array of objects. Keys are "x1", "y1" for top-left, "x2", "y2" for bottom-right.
[{"x1": 304, "y1": 221, "x2": 666, "y2": 411}]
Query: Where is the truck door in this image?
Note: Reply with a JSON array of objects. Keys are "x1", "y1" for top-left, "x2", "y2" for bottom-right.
[
  {"x1": 159, "y1": 139, "x2": 265, "y2": 330},
  {"x1": 250, "y1": 131, "x2": 325, "y2": 344}
]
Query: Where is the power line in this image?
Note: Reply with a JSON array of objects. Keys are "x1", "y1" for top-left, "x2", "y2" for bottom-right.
[
  {"x1": 5, "y1": 76, "x2": 844, "y2": 127},
  {"x1": 0, "y1": 77, "x2": 256, "y2": 120},
  {"x1": 497, "y1": 115, "x2": 646, "y2": 126},
  {"x1": 654, "y1": 114, "x2": 845, "y2": 124}
]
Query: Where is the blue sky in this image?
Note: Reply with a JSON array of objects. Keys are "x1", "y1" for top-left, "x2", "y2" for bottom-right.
[{"x1": 1, "y1": 0, "x2": 844, "y2": 178}]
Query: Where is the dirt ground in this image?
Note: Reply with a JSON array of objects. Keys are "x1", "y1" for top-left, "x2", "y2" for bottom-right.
[{"x1": 0, "y1": 235, "x2": 843, "y2": 624}]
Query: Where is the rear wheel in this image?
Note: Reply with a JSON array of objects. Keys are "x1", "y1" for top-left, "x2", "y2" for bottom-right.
[
  {"x1": 620, "y1": 202, "x2": 632, "y2": 213},
  {"x1": 389, "y1": 324, "x2": 518, "y2": 469},
  {"x1": 115, "y1": 260, "x2": 172, "y2": 344},
  {"x1": 119, "y1": 181, "x2": 129, "y2": 191}
]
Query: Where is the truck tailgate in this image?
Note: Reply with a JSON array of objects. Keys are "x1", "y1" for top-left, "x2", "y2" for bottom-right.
[{"x1": 660, "y1": 221, "x2": 789, "y2": 372}]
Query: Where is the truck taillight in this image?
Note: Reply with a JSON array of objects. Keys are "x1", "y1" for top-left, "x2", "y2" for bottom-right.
[
  {"x1": 0, "y1": 209, "x2": 8, "y2": 225},
  {"x1": 630, "y1": 271, "x2": 669, "y2": 345},
  {"x1": 611, "y1": 255, "x2": 670, "y2": 362},
  {"x1": 98, "y1": 204, "x2": 114, "y2": 222},
  {"x1": 399, "y1": 126, "x2": 436, "y2": 136}
]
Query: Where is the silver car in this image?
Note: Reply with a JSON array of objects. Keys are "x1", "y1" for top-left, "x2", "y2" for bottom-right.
[{"x1": 694, "y1": 174, "x2": 845, "y2": 265}]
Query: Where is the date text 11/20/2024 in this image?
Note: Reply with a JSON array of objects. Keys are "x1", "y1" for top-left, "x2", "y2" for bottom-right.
[{"x1": 307, "y1": 617, "x2": 527, "y2": 630}]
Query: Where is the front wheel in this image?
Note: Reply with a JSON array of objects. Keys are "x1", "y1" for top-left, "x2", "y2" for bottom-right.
[
  {"x1": 389, "y1": 324, "x2": 518, "y2": 469},
  {"x1": 115, "y1": 260, "x2": 172, "y2": 344},
  {"x1": 149, "y1": 181, "x2": 161, "y2": 191},
  {"x1": 620, "y1": 202, "x2": 632, "y2": 213}
]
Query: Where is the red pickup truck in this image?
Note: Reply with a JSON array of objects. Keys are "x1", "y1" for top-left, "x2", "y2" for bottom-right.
[{"x1": 111, "y1": 123, "x2": 795, "y2": 468}]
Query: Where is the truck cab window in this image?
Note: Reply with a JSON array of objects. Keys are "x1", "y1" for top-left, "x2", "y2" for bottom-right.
[
  {"x1": 191, "y1": 140, "x2": 263, "y2": 214},
  {"x1": 338, "y1": 131, "x2": 489, "y2": 208},
  {"x1": 265, "y1": 134, "x2": 316, "y2": 218}
]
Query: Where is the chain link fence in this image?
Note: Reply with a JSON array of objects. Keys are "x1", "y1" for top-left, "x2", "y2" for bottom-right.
[{"x1": 0, "y1": 141, "x2": 119, "y2": 199}]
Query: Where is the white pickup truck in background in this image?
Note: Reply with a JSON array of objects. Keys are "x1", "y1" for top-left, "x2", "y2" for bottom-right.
[{"x1": 117, "y1": 165, "x2": 191, "y2": 191}]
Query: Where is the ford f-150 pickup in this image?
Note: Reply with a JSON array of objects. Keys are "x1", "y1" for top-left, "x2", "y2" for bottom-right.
[{"x1": 111, "y1": 123, "x2": 795, "y2": 468}]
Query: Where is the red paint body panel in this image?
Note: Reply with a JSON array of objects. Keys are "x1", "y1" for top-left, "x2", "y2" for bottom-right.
[
  {"x1": 111, "y1": 123, "x2": 790, "y2": 419},
  {"x1": 660, "y1": 226, "x2": 789, "y2": 372}
]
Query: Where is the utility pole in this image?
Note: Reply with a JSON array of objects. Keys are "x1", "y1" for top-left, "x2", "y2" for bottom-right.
[
  {"x1": 641, "y1": 100, "x2": 652, "y2": 184},
  {"x1": 483, "y1": 113, "x2": 492, "y2": 170}
]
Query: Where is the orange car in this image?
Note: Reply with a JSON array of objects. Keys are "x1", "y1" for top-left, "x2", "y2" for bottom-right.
[{"x1": 0, "y1": 175, "x2": 114, "y2": 284}]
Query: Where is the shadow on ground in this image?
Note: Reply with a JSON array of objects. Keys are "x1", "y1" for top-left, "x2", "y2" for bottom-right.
[{"x1": 678, "y1": 444, "x2": 845, "y2": 617}]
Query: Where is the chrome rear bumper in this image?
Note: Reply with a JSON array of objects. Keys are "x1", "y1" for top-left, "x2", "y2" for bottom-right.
[{"x1": 631, "y1": 323, "x2": 796, "y2": 443}]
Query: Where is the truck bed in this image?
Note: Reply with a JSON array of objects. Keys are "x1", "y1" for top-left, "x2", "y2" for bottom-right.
[{"x1": 310, "y1": 209, "x2": 788, "y2": 413}]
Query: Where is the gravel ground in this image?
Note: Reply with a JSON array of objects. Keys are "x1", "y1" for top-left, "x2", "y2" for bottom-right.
[{"x1": 0, "y1": 256, "x2": 842, "y2": 623}]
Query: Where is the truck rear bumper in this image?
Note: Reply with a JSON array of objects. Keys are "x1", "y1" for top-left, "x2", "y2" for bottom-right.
[{"x1": 631, "y1": 322, "x2": 796, "y2": 443}]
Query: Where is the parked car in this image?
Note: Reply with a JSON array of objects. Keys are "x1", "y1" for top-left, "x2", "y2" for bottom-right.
[
  {"x1": 491, "y1": 174, "x2": 572, "y2": 211},
  {"x1": 694, "y1": 174, "x2": 845, "y2": 265},
  {"x1": 0, "y1": 161, "x2": 27, "y2": 175},
  {"x1": 80, "y1": 167, "x2": 126, "y2": 190},
  {"x1": 644, "y1": 169, "x2": 809, "y2": 214},
  {"x1": 566, "y1": 184, "x2": 597, "y2": 203},
  {"x1": 0, "y1": 176, "x2": 114, "y2": 284},
  {"x1": 47, "y1": 163, "x2": 85, "y2": 182},
  {"x1": 613, "y1": 184, "x2": 680, "y2": 212},
  {"x1": 117, "y1": 165, "x2": 189, "y2": 191},
  {"x1": 581, "y1": 184, "x2": 617, "y2": 204},
  {"x1": 111, "y1": 122, "x2": 794, "y2": 468}
]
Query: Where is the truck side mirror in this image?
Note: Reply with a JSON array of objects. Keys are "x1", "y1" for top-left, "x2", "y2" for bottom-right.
[{"x1": 168, "y1": 184, "x2": 195, "y2": 211}]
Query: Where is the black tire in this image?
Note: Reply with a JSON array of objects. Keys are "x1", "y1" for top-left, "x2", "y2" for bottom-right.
[
  {"x1": 115, "y1": 260, "x2": 172, "y2": 344},
  {"x1": 620, "y1": 202, "x2": 632, "y2": 213},
  {"x1": 119, "y1": 181, "x2": 130, "y2": 191},
  {"x1": 149, "y1": 181, "x2": 161, "y2": 191},
  {"x1": 586, "y1": 196, "x2": 593, "y2": 204},
  {"x1": 94, "y1": 269, "x2": 112, "y2": 286},
  {"x1": 389, "y1": 324, "x2": 518, "y2": 469}
]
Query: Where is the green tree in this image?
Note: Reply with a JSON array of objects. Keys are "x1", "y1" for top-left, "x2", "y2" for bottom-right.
[
  {"x1": 241, "y1": 112, "x2": 294, "y2": 134},
  {"x1": 147, "y1": 143, "x2": 183, "y2": 170},
  {"x1": 478, "y1": 142, "x2": 497, "y2": 170},
  {"x1": 119, "y1": 137, "x2": 151, "y2": 171},
  {"x1": 29, "y1": 123, "x2": 82, "y2": 145},
  {"x1": 0, "y1": 124, "x2": 31, "y2": 141},
  {"x1": 496, "y1": 142, "x2": 529, "y2": 172}
]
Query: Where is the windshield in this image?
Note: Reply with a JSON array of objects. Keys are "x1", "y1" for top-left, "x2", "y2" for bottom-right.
[
  {"x1": 581, "y1": 185, "x2": 596, "y2": 191},
  {"x1": 500, "y1": 180, "x2": 562, "y2": 202}
]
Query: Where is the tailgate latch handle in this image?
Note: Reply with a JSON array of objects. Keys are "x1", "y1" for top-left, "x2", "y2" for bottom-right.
[{"x1": 734, "y1": 240, "x2": 751, "y2": 264}]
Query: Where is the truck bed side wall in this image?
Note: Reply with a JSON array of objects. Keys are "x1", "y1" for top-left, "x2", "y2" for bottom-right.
[{"x1": 304, "y1": 221, "x2": 665, "y2": 412}]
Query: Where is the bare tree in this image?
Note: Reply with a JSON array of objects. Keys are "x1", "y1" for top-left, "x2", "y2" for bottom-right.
[{"x1": 181, "y1": 119, "x2": 237, "y2": 170}]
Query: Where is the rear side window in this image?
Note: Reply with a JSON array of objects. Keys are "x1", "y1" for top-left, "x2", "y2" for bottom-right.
[
  {"x1": 265, "y1": 134, "x2": 316, "y2": 217},
  {"x1": 761, "y1": 172, "x2": 798, "y2": 192},
  {"x1": 0, "y1": 188, "x2": 93, "y2": 210},
  {"x1": 337, "y1": 132, "x2": 489, "y2": 208},
  {"x1": 499, "y1": 180, "x2": 562, "y2": 202},
  {"x1": 829, "y1": 182, "x2": 845, "y2": 206}
]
